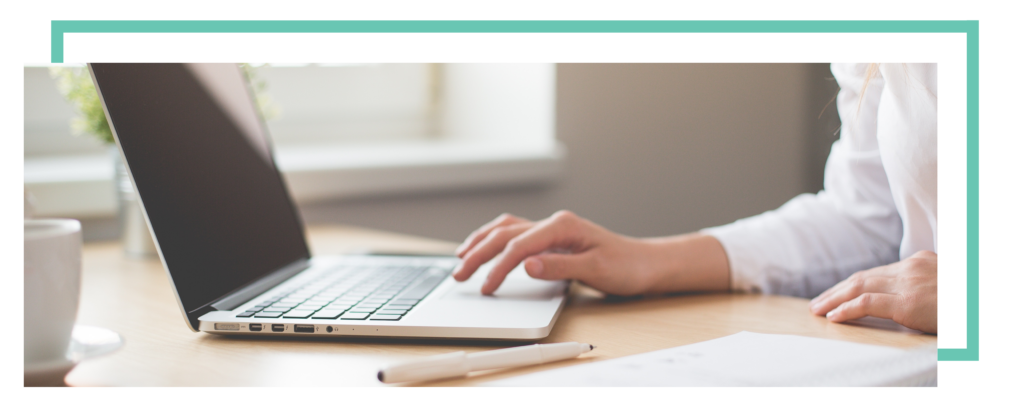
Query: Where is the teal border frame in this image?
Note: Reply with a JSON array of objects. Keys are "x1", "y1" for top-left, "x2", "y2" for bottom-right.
[{"x1": 50, "y1": 20, "x2": 979, "y2": 361}]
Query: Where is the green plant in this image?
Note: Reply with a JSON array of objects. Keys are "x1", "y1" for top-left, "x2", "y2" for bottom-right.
[
  {"x1": 240, "y1": 63, "x2": 281, "y2": 121},
  {"x1": 50, "y1": 66, "x2": 113, "y2": 144},
  {"x1": 49, "y1": 64, "x2": 279, "y2": 145}
]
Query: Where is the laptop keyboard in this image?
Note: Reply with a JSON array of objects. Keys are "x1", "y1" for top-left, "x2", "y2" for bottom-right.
[{"x1": 234, "y1": 263, "x2": 449, "y2": 321}]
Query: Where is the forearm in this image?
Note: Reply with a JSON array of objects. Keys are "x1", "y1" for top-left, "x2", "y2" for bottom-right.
[{"x1": 640, "y1": 233, "x2": 731, "y2": 294}]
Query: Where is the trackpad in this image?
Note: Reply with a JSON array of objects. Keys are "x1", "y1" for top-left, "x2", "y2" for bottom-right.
[{"x1": 441, "y1": 263, "x2": 565, "y2": 301}]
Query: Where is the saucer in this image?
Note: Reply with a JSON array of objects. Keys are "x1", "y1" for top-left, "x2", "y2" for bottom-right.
[{"x1": 24, "y1": 325, "x2": 124, "y2": 386}]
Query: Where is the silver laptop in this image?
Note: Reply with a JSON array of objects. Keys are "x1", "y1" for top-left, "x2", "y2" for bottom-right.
[{"x1": 89, "y1": 63, "x2": 567, "y2": 340}]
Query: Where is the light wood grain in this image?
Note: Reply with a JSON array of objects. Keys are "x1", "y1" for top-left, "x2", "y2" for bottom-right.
[{"x1": 65, "y1": 224, "x2": 935, "y2": 387}]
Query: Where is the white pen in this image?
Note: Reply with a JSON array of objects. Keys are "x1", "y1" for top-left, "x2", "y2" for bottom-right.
[{"x1": 378, "y1": 342, "x2": 595, "y2": 383}]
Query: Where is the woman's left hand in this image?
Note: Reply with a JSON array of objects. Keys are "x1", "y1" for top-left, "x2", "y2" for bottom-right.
[{"x1": 809, "y1": 251, "x2": 937, "y2": 334}]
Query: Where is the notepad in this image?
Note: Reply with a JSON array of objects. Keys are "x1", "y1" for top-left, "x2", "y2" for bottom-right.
[{"x1": 486, "y1": 332, "x2": 937, "y2": 387}]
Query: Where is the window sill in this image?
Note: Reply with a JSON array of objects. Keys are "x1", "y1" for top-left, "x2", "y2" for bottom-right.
[{"x1": 24, "y1": 140, "x2": 566, "y2": 218}]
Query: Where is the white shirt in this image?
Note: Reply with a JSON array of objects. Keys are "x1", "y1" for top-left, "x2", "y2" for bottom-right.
[{"x1": 702, "y1": 63, "x2": 937, "y2": 298}]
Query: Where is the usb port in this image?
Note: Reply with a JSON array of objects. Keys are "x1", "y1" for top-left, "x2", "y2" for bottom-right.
[
  {"x1": 271, "y1": 324, "x2": 285, "y2": 332},
  {"x1": 214, "y1": 323, "x2": 239, "y2": 331},
  {"x1": 294, "y1": 324, "x2": 315, "y2": 333},
  {"x1": 249, "y1": 324, "x2": 263, "y2": 332}
]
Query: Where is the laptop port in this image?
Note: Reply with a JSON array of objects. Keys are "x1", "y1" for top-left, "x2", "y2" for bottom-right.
[
  {"x1": 294, "y1": 324, "x2": 315, "y2": 333},
  {"x1": 271, "y1": 324, "x2": 285, "y2": 332},
  {"x1": 214, "y1": 323, "x2": 239, "y2": 331},
  {"x1": 249, "y1": 324, "x2": 263, "y2": 332}
]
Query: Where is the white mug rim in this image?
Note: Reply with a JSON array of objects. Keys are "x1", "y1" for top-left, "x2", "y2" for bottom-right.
[{"x1": 25, "y1": 219, "x2": 81, "y2": 241}]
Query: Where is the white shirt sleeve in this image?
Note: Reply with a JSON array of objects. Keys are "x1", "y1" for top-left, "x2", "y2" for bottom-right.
[{"x1": 701, "y1": 64, "x2": 904, "y2": 298}]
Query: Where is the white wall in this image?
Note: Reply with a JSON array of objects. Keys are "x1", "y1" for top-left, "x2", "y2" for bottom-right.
[{"x1": 296, "y1": 63, "x2": 841, "y2": 244}]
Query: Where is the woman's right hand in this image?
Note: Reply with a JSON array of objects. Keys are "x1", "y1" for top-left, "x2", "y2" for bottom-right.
[
  {"x1": 452, "y1": 211, "x2": 660, "y2": 296},
  {"x1": 454, "y1": 210, "x2": 729, "y2": 294}
]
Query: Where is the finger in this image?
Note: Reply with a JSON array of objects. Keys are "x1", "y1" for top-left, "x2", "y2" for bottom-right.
[
  {"x1": 826, "y1": 293, "x2": 898, "y2": 323},
  {"x1": 809, "y1": 265, "x2": 898, "y2": 310},
  {"x1": 810, "y1": 275, "x2": 894, "y2": 316},
  {"x1": 453, "y1": 223, "x2": 532, "y2": 282},
  {"x1": 810, "y1": 284, "x2": 842, "y2": 308},
  {"x1": 523, "y1": 252, "x2": 595, "y2": 281},
  {"x1": 481, "y1": 214, "x2": 584, "y2": 295},
  {"x1": 456, "y1": 213, "x2": 529, "y2": 258},
  {"x1": 809, "y1": 273, "x2": 862, "y2": 311}
]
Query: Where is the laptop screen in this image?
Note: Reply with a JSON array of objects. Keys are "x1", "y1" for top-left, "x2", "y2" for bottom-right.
[{"x1": 90, "y1": 63, "x2": 310, "y2": 314}]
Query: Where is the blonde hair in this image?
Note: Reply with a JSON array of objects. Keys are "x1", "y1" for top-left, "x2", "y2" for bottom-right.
[{"x1": 857, "y1": 63, "x2": 880, "y2": 113}]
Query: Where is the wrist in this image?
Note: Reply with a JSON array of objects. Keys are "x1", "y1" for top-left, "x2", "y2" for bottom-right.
[{"x1": 641, "y1": 233, "x2": 730, "y2": 294}]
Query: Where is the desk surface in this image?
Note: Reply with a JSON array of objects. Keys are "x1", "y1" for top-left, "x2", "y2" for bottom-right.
[{"x1": 66, "y1": 225, "x2": 935, "y2": 387}]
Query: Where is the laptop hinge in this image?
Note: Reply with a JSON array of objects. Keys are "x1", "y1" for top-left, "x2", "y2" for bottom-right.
[{"x1": 209, "y1": 259, "x2": 310, "y2": 311}]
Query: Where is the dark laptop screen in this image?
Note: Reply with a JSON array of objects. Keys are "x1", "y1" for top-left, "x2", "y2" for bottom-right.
[{"x1": 90, "y1": 63, "x2": 309, "y2": 314}]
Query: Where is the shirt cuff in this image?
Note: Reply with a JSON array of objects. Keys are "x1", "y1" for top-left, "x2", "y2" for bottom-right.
[{"x1": 701, "y1": 222, "x2": 764, "y2": 294}]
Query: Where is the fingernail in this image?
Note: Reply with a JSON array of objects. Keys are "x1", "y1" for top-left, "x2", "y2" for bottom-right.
[
  {"x1": 452, "y1": 264, "x2": 463, "y2": 276},
  {"x1": 826, "y1": 309, "x2": 836, "y2": 319},
  {"x1": 525, "y1": 258, "x2": 544, "y2": 276}
]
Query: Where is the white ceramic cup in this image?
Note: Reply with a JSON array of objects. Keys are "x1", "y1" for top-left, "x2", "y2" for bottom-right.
[{"x1": 24, "y1": 219, "x2": 82, "y2": 365}]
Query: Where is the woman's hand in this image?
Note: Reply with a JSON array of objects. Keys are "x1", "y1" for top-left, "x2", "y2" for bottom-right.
[
  {"x1": 453, "y1": 211, "x2": 654, "y2": 296},
  {"x1": 809, "y1": 251, "x2": 937, "y2": 334},
  {"x1": 453, "y1": 211, "x2": 731, "y2": 296}
]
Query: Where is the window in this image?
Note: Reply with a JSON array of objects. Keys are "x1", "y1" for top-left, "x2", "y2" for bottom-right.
[
  {"x1": 258, "y1": 63, "x2": 437, "y2": 146},
  {"x1": 24, "y1": 64, "x2": 563, "y2": 218}
]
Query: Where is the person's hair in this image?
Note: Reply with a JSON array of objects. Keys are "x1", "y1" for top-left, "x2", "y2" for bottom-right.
[{"x1": 858, "y1": 63, "x2": 880, "y2": 113}]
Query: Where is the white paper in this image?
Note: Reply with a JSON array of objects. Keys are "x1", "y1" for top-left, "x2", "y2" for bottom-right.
[{"x1": 486, "y1": 332, "x2": 937, "y2": 387}]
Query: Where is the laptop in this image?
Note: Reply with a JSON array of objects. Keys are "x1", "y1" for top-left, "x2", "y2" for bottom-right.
[{"x1": 89, "y1": 63, "x2": 568, "y2": 340}]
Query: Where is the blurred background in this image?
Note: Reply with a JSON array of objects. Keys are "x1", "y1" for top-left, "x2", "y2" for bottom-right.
[{"x1": 24, "y1": 63, "x2": 840, "y2": 245}]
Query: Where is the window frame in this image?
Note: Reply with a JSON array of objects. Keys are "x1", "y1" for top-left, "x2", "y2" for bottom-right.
[{"x1": 24, "y1": 63, "x2": 564, "y2": 218}]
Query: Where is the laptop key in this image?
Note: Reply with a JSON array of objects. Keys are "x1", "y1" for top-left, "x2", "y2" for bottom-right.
[
  {"x1": 369, "y1": 314, "x2": 402, "y2": 321},
  {"x1": 283, "y1": 310, "x2": 314, "y2": 318},
  {"x1": 254, "y1": 312, "x2": 282, "y2": 318},
  {"x1": 312, "y1": 310, "x2": 344, "y2": 319},
  {"x1": 347, "y1": 307, "x2": 378, "y2": 313},
  {"x1": 382, "y1": 304, "x2": 413, "y2": 310},
  {"x1": 339, "y1": 312, "x2": 370, "y2": 320},
  {"x1": 395, "y1": 274, "x2": 447, "y2": 300},
  {"x1": 236, "y1": 312, "x2": 256, "y2": 317},
  {"x1": 375, "y1": 310, "x2": 407, "y2": 315},
  {"x1": 245, "y1": 306, "x2": 265, "y2": 312},
  {"x1": 389, "y1": 299, "x2": 419, "y2": 305}
]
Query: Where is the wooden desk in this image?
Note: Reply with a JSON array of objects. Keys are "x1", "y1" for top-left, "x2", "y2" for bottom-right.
[{"x1": 66, "y1": 225, "x2": 935, "y2": 387}]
